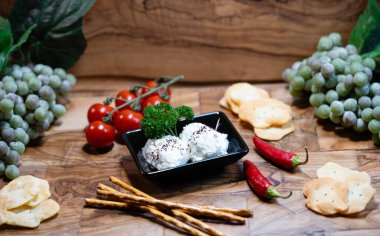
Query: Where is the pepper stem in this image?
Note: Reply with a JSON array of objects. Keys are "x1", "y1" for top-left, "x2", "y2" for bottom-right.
[
  {"x1": 291, "y1": 147, "x2": 309, "y2": 168},
  {"x1": 266, "y1": 186, "x2": 292, "y2": 199}
]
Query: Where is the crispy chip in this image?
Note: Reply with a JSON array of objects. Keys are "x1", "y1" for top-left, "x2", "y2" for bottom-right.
[
  {"x1": 27, "y1": 179, "x2": 51, "y2": 207},
  {"x1": 225, "y1": 83, "x2": 269, "y2": 105},
  {"x1": 303, "y1": 177, "x2": 349, "y2": 215},
  {"x1": 5, "y1": 199, "x2": 60, "y2": 228},
  {"x1": 219, "y1": 97, "x2": 230, "y2": 110},
  {"x1": 239, "y1": 98, "x2": 292, "y2": 128},
  {"x1": 317, "y1": 162, "x2": 376, "y2": 215},
  {"x1": 254, "y1": 121, "x2": 295, "y2": 140},
  {"x1": 227, "y1": 98, "x2": 240, "y2": 114}
]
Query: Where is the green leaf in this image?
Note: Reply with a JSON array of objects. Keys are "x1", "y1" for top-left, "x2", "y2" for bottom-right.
[
  {"x1": 349, "y1": 0, "x2": 380, "y2": 53},
  {"x1": 0, "y1": 17, "x2": 12, "y2": 53},
  {"x1": 9, "y1": 0, "x2": 96, "y2": 69}
]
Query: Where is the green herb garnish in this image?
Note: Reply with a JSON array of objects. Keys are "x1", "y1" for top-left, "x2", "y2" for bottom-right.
[{"x1": 140, "y1": 103, "x2": 194, "y2": 139}]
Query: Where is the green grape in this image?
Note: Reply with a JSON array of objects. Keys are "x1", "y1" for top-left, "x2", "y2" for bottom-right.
[
  {"x1": 21, "y1": 121, "x2": 29, "y2": 132},
  {"x1": 372, "y1": 133, "x2": 380, "y2": 145},
  {"x1": 66, "y1": 74, "x2": 76, "y2": 86},
  {"x1": 2, "y1": 127, "x2": 15, "y2": 143},
  {"x1": 373, "y1": 106, "x2": 380, "y2": 120},
  {"x1": 22, "y1": 72, "x2": 36, "y2": 82},
  {"x1": 325, "y1": 76, "x2": 338, "y2": 89},
  {"x1": 319, "y1": 55, "x2": 331, "y2": 64},
  {"x1": 363, "y1": 57, "x2": 376, "y2": 70},
  {"x1": 368, "y1": 119, "x2": 380, "y2": 134},
  {"x1": 36, "y1": 119, "x2": 51, "y2": 132},
  {"x1": 3, "y1": 81, "x2": 17, "y2": 93},
  {"x1": 315, "y1": 105, "x2": 330, "y2": 119},
  {"x1": 310, "y1": 58, "x2": 322, "y2": 72},
  {"x1": 15, "y1": 128, "x2": 28, "y2": 145},
  {"x1": 48, "y1": 75, "x2": 62, "y2": 89},
  {"x1": 21, "y1": 66, "x2": 32, "y2": 74},
  {"x1": 292, "y1": 61, "x2": 302, "y2": 71},
  {"x1": 328, "y1": 32, "x2": 342, "y2": 46},
  {"x1": 11, "y1": 69, "x2": 22, "y2": 80},
  {"x1": 329, "y1": 112, "x2": 342, "y2": 124},
  {"x1": 289, "y1": 85, "x2": 303, "y2": 97},
  {"x1": 0, "y1": 141, "x2": 9, "y2": 156},
  {"x1": 34, "y1": 107, "x2": 48, "y2": 122},
  {"x1": 9, "y1": 141, "x2": 25, "y2": 155},
  {"x1": 355, "y1": 84, "x2": 370, "y2": 97},
  {"x1": 332, "y1": 58, "x2": 345, "y2": 74},
  {"x1": 321, "y1": 63, "x2": 335, "y2": 78},
  {"x1": 343, "y1": 98, "x2": 357, "y2": 112},
  {"x1": 4, "y1": 150, "x2": 19, "y2": 165},
  {"x1": 363, "y1": 67, "x2": 373, "y2": 82},
  {"x1": 325, "y1": 90, "x2": 339, "y2": 104},
  {"x1": 0, "y1": 121, "x2": 10, "y2": 132},
  {"x1": 41, "y1": 65, "x2": 53, "y2": 75},
  {"x1": 318, "y1": 36, "x2": 333, "y2": 51},
  {"x1": 0, "y1": 89, "x2": 5, "y2": 100},
  {"x1": 347, "y1": 54, "x2": 361, "y2": 63},
  {"x1": 372, "y1": 96, "x2": 380, "y2": 107},
  {"x1": 5, "y1": 93, "x2": 17, "y2": 103},
  {"x1": 0, "y1": 161, "x2": 4, "y2": 177},
  {"x1": 28, "y1": 78, "x2": 42, "y2": 91},
  {"x1": 358, "y1": 96, "x2": 372, "y2": 109},
  {"x1": 311, "y1": 85, "x2": 321, "y2": 93},
  {"x1": 370, "y1": 83, "x2": 380, "y2": 96},
  {"x1": 309, "y1": 93, "x2": 325, "y2": 107},
  {"x1": 336, "y1": 82, "x2": 349, "y2": 97},
  {"x1": 53, "y1": 68, "x2": 66, "y2": 78},
  {"x1": 37, "y1": 74, "x2": 50, "y2": 85},
  {"x1": 282, "y1": 68, "x2": 293, "y2": 82},
  {"x1": 38, "y1": 85, "x2": 55, "y2": 101},
  {"x1": 312, "y1": 73, "x2": 326, "y2": 88},
  {"x1": 327, "y1": 50, "x2": 338, "y2": 60},
  {"x1": 353, "y1": 118, "x2": 367, "y2": 132},
  {"x1": 297, "y1": 65, "x2": 312, "y2": 79},
  {"x1": 290, "y1": 76, "x2": 305, "y2": 90},
  {"x1": 16, "y1": 81, "x2": 29, "y2": 96},
  {"x1": 52, "y1": 104, "x2": 66, "y2": 118},
  {"x1": 344, "y1": 65, "x2": 351, "y2": 75},
  {"x1": 25, "y1": 94, "x2": 39, "y2": 110},
  {"x1": 5, "y1": 165, "x2": 19, "y2": 180},
  {"x1": 47, "y1": 111, "x2": 54, "y2": 123},
  {"x1": 302, "y1": 79, "x2": 313, "y2": 92},
  {"x1": 2, "y1": 75, "x2": 14, "y2": 83},
  {"x1": 38, "y1": 100, "x2": 49, "y2": 110},
  {"x1": 0, "y1": 98, "x2": 14, "y2": 113},
  {"x1": 343, "y1": 74, "x2": 354, "y2": 89},
  {"x1": 9, "y1": 115, "x2": 23, "y2": 128},
  {"x1": 33, "y1": 64, "x2": 44, "y2": 74},
  {"x1": 336, "y1": 47, "x2": 348, "y2": 60},
  {"x1": 24, "y1": 113, "x2": 36, "y2": 125},
  {"x1": 350, "y1": 61, "x2": 364, "y2": 75},
  {"x1": 353, "y1": 72, "x2": 368, "y2": 87},
  {"x1": 14, "y1": 103, "x2": 26, "y2": 116},
  {"x1": 362, "y1": 108, "x2": 374, "y2": 122},
  {"x1": 342, "y1": 111, "x2": 357, "y2": 127},
  {"x1": 330, "y1": 101, "x2": 344, "y2": 116},
  {"x1": 337, "y1": 74, "x2": 345, "y2": 83},
  {"x1": 27, "y1": 128, "x2": 40, "y2": 140}
]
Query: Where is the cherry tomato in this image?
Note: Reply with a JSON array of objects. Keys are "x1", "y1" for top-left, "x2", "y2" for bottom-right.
[
  {"x1": 113, "y1": 109, "x2": 143, "y2": 133},
  {"x1": 142, "y1": 95, "x2": 164, "y2": 111},
  {"x1": 87, "y1": 103, "x2": 113, "y2": 123},
  {"x1": 115, "y1": 90, "x2": 137, "y2": 110},
  {"x1": 141, "y1": 80, "x2": 171, "y2": 101},
  {"x1": 86, "y1": 121, "x2": 116, "y2": 148}
]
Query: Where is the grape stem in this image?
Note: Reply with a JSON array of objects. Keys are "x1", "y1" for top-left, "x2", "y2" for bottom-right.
[{"x1": 103, "y1": 75, "x2": 183, "y2": 122}]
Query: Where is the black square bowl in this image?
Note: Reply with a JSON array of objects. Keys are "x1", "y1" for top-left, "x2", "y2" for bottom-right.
[{"x1": 122, "y1": 111, "x2": 249, "y2": 179}]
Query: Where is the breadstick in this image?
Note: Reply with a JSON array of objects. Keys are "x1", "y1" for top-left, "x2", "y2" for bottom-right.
[
  {"x1": 85, "y1": 198, "x2": 208, "y2": 236},
  {"x1": 109, "y1": 176, "x2": 252, "y2": 217},
  {"x1": 97, "y1": 189, "x2": 245, "y2": 224},
  {"x1": 108, "y1": 176, "x2": 227, "y2": 236}
]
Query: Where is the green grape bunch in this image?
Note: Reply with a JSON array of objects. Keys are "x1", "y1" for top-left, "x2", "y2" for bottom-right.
[
  {"x1": 282, "y1": 32, "x2": 380, "y2": 145},
  {"x1": 0, "y1": 64, "x2": 76, "y2": 180}
]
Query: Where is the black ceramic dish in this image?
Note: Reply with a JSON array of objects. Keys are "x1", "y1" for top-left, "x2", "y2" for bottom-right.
[{"x1": 122, "y1": 111, "x2": 249, "y2": 179}]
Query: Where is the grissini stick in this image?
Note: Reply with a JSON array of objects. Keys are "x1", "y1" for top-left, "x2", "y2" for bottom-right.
[
  {"x1": 109, "y1": 176, "x2": 252, "y2": 217},
  {"x1": 108, "y1": 176, "x2": 227, "y2": 236},
  {"x1": 97, "y1": 189, "x2": 245, "y2": 224},
  {"x1": 85, "y1": 198, "x2": 209, "y2": 236}
]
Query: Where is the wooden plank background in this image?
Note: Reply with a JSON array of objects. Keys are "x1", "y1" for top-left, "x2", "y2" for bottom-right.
[{"x1": 70, "y1": 0, "x2": 367, "y2": 82}]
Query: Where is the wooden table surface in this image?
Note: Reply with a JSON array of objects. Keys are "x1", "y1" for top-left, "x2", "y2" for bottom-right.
[{"x1": 1, "y1": 78, "x2": 379, "y2": 236}]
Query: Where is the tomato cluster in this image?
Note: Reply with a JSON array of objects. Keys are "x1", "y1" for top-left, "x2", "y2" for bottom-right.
[{"x1": 85, "y1": 80, "x2": 171, "y2": 149}]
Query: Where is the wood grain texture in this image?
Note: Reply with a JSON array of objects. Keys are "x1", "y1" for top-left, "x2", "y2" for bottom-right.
[
  {"x1": 69, "y1": 0, "x2": 367, "y2": 82},
  {"x1": 0, "y1": 78, "x2": 379, "y2": 235}
]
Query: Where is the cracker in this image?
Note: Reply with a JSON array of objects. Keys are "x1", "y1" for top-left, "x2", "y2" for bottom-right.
[
  {"x1": 226, "y1": 83, "x2": 269, "y2": 105},
  {"x1": 316, "y1": 162, "x2": 352, "y2": 182},
  {"x1": 5, "y1": 199, "x2": 60, "y2": 228},
  {"x1": 219, "y1": 97, "x2": 230, "y2": 110},
  {"x1": 27, "y1": 179, "x2": 51, "y2": 207},
  {"x1": 254, "y1": 121, "x2": 295, "y2": 140},
  {"x1": 0, "y1": 175, "x2": 42, "y2": 209},
  {"x1": 303, "y1": 177, "x2": 349, "y2": 215},
  {"x1": 227, "y1": 98, "x2": 240, "y2": 114},
  {"x1": 239, "y1": 98, "x2": 292, "y2": 128}
]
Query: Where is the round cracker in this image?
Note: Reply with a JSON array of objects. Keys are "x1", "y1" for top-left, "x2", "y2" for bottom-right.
[
  {"x1": 226, "y1": 83, "x2": 269, "y2": 106},
  {"x1": 226, "y1": 97, "x2": 240, "y2": 114},
  {"x1": 238, "y1": 98, "x2": 292, "y2": 128},
  {"x1": 219, "y1": 97, "x2": 230, "y2": 110},
  {"x1": 254, "y1": 121, "x2": 295, "y2": 140}
]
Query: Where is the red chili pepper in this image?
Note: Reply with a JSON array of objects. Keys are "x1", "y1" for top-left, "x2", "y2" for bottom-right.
[
  {"x1": 252, "y1": 137, "x2": 308, "y2": 171},
  {"x1": 243, "y1": 160, "x2": 292, "y2": 199}
]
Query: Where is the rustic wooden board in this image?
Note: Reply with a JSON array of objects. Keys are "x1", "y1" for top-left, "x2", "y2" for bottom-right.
[
  {"x1": 0, "y1": 78, "x2": 379, "y2": 236},
  {"x1": 68, "y1": 0, "x2": 367, "y2": 82}
]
